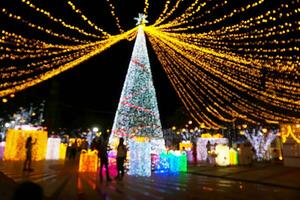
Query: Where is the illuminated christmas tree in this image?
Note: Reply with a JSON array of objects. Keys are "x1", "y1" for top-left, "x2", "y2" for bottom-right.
[{"x1": 110, "y1": 15, "x2": 164, "y2": 152}]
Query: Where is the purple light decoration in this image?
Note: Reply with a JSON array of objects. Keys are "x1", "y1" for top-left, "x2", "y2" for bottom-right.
[{"x1": 0, "y1": 142, "x2": 5, "y2": 159}]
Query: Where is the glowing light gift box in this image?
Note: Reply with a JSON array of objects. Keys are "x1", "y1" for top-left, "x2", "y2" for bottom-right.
[
  {"x1": 78, "y1": 149, "x2": 99, "y2": 172},
  {"x1": 179, "y1": 141, "x2": 192, "y2": 151},
  {"x1": 196, "y1": 135, "x2": 228, "y2": 162},
  {"x1": 179, "y1": 141, "x2": 193, "y2": 162},
  {"x1": 0, "y1": 142, "x2": 5, "y2": 160},
  {"x1": 152, "y1": 151, "x2": 169, "y2": 173},
  {"x1": 4, "y1": 128, "x2": 47, "y2": 161},
  {"x1": 168, "y1": 150, "x2": 187, "y2": 173},
  {"x1": 59, "y1": 143, "x2": 67, "y2": 160},
  {"x1": 101, "y1": 150, "x2": 118, "y2": 177},
  {"x1": 229, "y1": 148, "x2": 239, "y2": 165},
  {"x1": 46, "y1": 138, "x2": 61, "y2": 160},
  {"x1": 128, "y1": 137, "x2": 151, "y2": 176},
  {"x1": 215, "y1": 144, "x2": 230, "y2": 166}
]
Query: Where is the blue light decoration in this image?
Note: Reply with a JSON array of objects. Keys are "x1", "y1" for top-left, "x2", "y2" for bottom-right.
[
  {"x1": 152, "y1": 151, "x2": 169, "y2": 173},
  {"x1": 153, "y1": 150, "x2": 187, "y2": 173},
  {"x1": 168, "y1": 150, "x2": 187, "y2": 173},
  {"x1": 128, "y1": 137, "x2": 151, "y2": 176}
]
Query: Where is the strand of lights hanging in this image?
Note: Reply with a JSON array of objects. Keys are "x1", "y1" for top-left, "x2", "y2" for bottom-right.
[
  {"x1": 1, "y1": 8, "x2": 93, "y2": 44},
  {"x1": 18, "y1": 0, "x2": 105, "y2": 39},
  {"x1": 280, "y1": 124, "x2": 300, "y2": 144},
  {"x1": 0, "y1": 28, "x2": 138, "y2": 97},
  {"x1": 0, "y1": 0, "x2": 140, "y2": 98},
  {"x1": 147, "y1": 32, "x2": 298, "y2": 126},
  {"x1": 145, "y1": 28, "x2": 300, "y2": 108},
  {"x1": 141, "y1": 0, "x2": 299, "y2": 127},
  {"x1": 66, "y1": 0, "x2": 111, "y2": 37},
  {"x1": 105, "y1": 0, "x2": 124, "y2": 33},
  {"x1": 147, "y1": 32, "x2": 298, "y2": 124}
]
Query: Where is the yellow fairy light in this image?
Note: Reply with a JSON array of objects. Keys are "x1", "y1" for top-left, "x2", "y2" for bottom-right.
[
  {"x1": 4, "y1": 128, "x2": 48, "y2": 161},
  {"x1": 20, "y1": 0, "x2": 104, "y2": 39},
  {"x1": 67, "y1": 1, "x2": 110, "y2": 37},
  {"x1": 78, "y1": 149, "x2": 99, "y2": 172},
  {"x1": 105, "y1": 0, "x2": 124, "y2": 33},
  {"x1": 0, "y1": 27, "x2": 138, "y2": 97}
]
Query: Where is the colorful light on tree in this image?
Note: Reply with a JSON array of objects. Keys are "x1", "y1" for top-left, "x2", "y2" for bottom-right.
[
  {"x1": 244, "y1": 128, "x2": 277, "y2": 161},
  {"x1": 108, "y1": 16, "x2": 167, "y2": 176},
  {"x1": 110, "y1": 24, "x2": 164, "y2": 149}
]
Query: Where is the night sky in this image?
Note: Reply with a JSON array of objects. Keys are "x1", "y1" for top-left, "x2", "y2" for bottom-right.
[{"x1": 0, "y1": 0, "x2": 185, "y2": 131}]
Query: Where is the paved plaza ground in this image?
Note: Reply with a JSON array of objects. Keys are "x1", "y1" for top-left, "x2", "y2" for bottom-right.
[{"x1": 0, "y1": 160, "x2": 300, "y2": 200}]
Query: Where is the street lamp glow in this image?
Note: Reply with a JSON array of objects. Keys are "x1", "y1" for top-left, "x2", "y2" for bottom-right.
[
  {"x1": 5, "y1": 123, "x2": 10, "y2": 128},
  {"x1": 188, "y1": 120, "x2": 192, "y2": 125},
  {"x1": 262, "y1": 128, "x2": 268, "y2": 133},
  {"x1": 242, "y1": 124, "x2": 248, "y2": 129},
  {"x1": 92, "y1": 127, "x2": 98, "y2": 132}
]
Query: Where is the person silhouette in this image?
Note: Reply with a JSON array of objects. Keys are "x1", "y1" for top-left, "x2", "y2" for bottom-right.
[
  {"x1": 96, "y1": 133, "x2": 111, "y2": 182},
  {"x1": 12, "y1": 181, "x2": 43, "y2": 200},
  {"x1": 206, "y1": 141, "x2": 212, "y2": 164},
  {"x1": 116, "y1": 138, "x2": 127, "y2": 180},
  {"x1": 23, "y1": 136, "x2": 37, "y2": 171}
]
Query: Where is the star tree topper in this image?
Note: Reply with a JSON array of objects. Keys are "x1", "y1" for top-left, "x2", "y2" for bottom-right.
[{"x1": 134, "y1": 13, "x2": 148, "y2": 25}]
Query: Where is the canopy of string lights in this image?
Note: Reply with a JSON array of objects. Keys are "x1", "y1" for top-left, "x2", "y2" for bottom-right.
[{"x1": 0, "y1": 0, "x2": 299, "y2": 128}]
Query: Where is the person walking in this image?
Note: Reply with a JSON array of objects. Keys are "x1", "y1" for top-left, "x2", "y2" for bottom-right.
[
  {"x1": 115, "y1": 138, "x2": 127, "y2": 180},
  {"x1": 23, "y1": 136, "x2": 37, "y2": 171},
  {"x1": 206, "y1": 141, "x2": 211, "y2": 164},
  {"x1": 96, "y1": 133, "x2": 111, "y2": 182}
]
